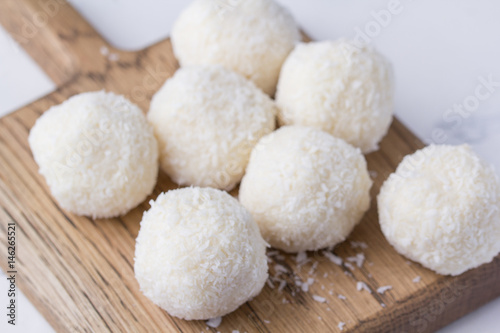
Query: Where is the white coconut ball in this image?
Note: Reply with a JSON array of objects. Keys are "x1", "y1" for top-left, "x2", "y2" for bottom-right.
[
  {"x1": 276, "y1": 40, "x2": 394, "y2": 153},
  {"x1": 171, "y1": 0, "x2": 300, "y2": 95},
  {"x1": 378, "y1": 144, "x2": 500, "y2": 276},
  {"x1": 28, "y1": 91, "x2": 159, "y2": 219},
  {"x1": 239, "y1": 126, "x2": 372, "y2": 253},
  {"x1": 148, "y1": 65, "x2": 276, "y2": 191},
  {"x1": 134, "y1": 187, "x2": 268, "y2": 320}
]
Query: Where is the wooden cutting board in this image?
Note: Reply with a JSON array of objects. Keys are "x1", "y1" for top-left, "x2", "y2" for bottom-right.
[{"x1": 1, "y1": 1, "x2": 499, "y2": 332}]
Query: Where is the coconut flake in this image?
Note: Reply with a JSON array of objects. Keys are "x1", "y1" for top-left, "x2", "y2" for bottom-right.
[
  {"x1": 346, "y1": 253, "x2": 365, "y2": 268},
  {"x1": 313, "y1": 295, "x2": 326, "y2": 303},
  {"x1": 338, "y1": 322, "x2": 346, "y2": 331},
  {"x1": 350, "y1": 241, "x2": 368, "y2": 249},
  {"x1": 308, "y1": 261, "x2": 319, "y2": 275},
  {"x1": 323, "y1": 252, "x2": 343, "y2": 266},
  {"x1": 338, "y1": 294, "x2": 347, "y2": 300},
  {"x1": 274, "y1": 264, "x2": 289, "y2": 274},
  {"x1": 356, "y1": 281, "x2": 372, "y2": 293},
  {"x1": 413, "y1": 276, "x2": 421, "y2": 283},
  {"x1": 100, "y1": 46, "x2": 109, "y2": 56},
  {"x1": 278, "y1": 280, "x2": 287, "y2": 292},
  {"x1": 377, "y1": 285, "x2": 392, "y2": 294},
  {"x1": 344, "y1": 262, "x2": 355, "y2": 270},
  {"x1": 206, "y1": 317, "x2": 222, "y2": 328},
  {"x1": 296, "y1": 251, "x2": 308, "y2": 264}
]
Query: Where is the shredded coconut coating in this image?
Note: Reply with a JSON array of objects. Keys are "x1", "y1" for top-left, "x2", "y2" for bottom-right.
[
  {"x1": 171, "y1": 0, "x2": 300, "y2": 95},
  {"x1": 134, "y1": 187, "x2": 268, "y2": 320},
  {"x1": 276, "y1": 40, "x2": 394, "y2": 153},
  {"x1": 148, "y1": 65, "x2": 276, "y2": 191},
  {"x1": 378, "y1": 144, "x2": 500, "y2": 276},
  {"x1": 28, "y1": 91, "x2": 159, "y2": 219},
  {"x1": 239, "y1": 126, "x2": 372, "y2": 252}
]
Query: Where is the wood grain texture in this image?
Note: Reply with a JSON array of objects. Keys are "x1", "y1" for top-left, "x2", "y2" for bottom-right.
[{"x1": 0, "y1": 1, "x2": 499, "y2": 332}]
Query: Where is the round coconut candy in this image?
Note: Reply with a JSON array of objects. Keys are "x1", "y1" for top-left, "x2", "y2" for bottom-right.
[
  {"x1": 276, "y1": 40, "x2": 394, "y2": 153},
  {"x1": 378, "y1": 144, "x2": 500, "y2": 276},
  {"x1": 171, "y1": 0, "x2": 300, "y2": 95},
  {"x1": 134, "y1": 187, "x2": 268, "y2": 320},
  {"x1": 239, "y1": 126, "x2": 372, "y2": 253},
  {"x1": 28, "y1": 91, "x2": 159, "y2": 219},
  {"x1": 148, "y1": 65, "x2": 276, "y2": 191}
]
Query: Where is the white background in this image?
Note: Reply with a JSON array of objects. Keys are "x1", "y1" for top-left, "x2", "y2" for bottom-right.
[{"x1": 1, "y1": 1, "x2": 499, "y2": 332}]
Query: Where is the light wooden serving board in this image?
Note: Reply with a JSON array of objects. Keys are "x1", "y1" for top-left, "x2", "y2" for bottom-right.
[{"x1": 1, "y1": 1, "x2": 499, "y2": 332}]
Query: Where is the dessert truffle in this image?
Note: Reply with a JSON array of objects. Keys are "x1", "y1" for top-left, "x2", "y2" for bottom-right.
[
  {"x1": 148, "y1": 65, "x2": 276, "y2": 190},
  {"x1": 134, "y1": 187, "x2": 268, "y2": 320},
  {"x1": 276, "y1": 40, "x2": 394, "y2": 153},
  {"x1": 171, "y1": 0, "x2": 300, "y2": 95},
  {"x1": 29, "y1": 91, "x2": 159, "y2": 218},
  {"x1": 239, "y1": 126, "x2": 372, "y2": 252},
  {"x1": 378, "y1": 144, "x2": 500, "y2": 275}
]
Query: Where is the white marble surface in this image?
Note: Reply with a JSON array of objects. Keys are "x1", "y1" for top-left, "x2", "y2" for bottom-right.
[{"x1": 0, "y1": 1, "x2": 499, "y2": 332}]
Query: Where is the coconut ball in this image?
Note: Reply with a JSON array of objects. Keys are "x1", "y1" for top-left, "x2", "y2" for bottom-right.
[
  {"x1": 378, "y1": 144, "x2": 500, "y2": 276},
  {"x1": 148, "y1": 65, "x2": 276, "y2": 191},
  {"x1": 276, "y1": 40, "x2": 394, "y2": 153},
  {"x1": 134, "y1": 187, "x2": 268, "y2": 320},
  {"x1": 28, "y1": 91, "x2": 159, "y2": 219},
  {"x1": 239, "y1": 126, "x2": 372, "y2": 253},
  {"x1": 171, "y1": 0, "x2": 300, "y2": 95}
]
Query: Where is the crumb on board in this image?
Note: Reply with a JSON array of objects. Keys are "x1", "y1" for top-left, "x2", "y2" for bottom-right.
[
  {"x1": 356, "y1": 281, "x2": 372, "y2": 293},
  {"x1": 350, "y1": 241, "x2": 368, "y2": 249},
  {"x1": 377, "y1": 285, "x2": 393, "y2": 294},
  {"x1": 206, "y1": 317, "x2": 222, "y2": 328},
  {"x1": 346, "y1": 253, "x2": 365, "y2": 268},
  {"x1": 313, "y1": 295, "x2": 327, "y2": 303},
  {"x1": 323, "y1": 251, "x2": 343, "y2": 266}
]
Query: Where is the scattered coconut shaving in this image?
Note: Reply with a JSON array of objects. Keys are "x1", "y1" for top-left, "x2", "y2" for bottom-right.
[
  {"x1": 296, "y1": 251, "x2": 308, "y2": 263},
  {"x1": 100, "y1": 46, "x2": 109, "y2": 56},
  {"x1": 350, "y1": 241, "x2": 368, "y2": 249},
  {"x1": 206, "y1": 317, "x2": 222, "y2": 328},
  {"x1": 413, "y1": 276, "x2": 421, "y2": 283},
  {"x1": 338, "y1": 294, "x2": 347, "y2": 300},
  {"x1": 346, "y1": 253, "x2": 365, "y2": 268},
  {"x1": 323, "y1": 252, "x2": 343, "y2": 265},
  {"x1": 381, "y1": 303, "x2": 386, "y2": 308},
  {"x1": 308, "y1": 261, "x2": 319, "y2": 275},
  {"x1": 108, "y1": 53, "x2": 120, "y2": 62},
  {"x1": 356, "y1": 281, "x2": 372, "y2": 293},
  {"x1": 264, "y1": 320, "x2": 271, "y2": 324},
  {"x1": 344, "y1": 262, "x2": 355, "y2": 270},
  {"x1": 313, "y1": 295, "x2": 327, "y2": 303},
  {"x1": 278, "y1": 280, "x2": 287, "y2": 292},
  {"x1": 338, "y1": 322, "x2": 346, "y2": 331},
  {"x1": 275, "y1": 264, "x2": 289, "y2": 274},
  {"x1": 377, "y1": 285, "x2": 393, "y2": 294}
]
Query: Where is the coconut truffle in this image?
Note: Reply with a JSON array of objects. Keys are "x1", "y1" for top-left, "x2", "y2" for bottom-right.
[
  {"x1": 276, "y1": 40, "x2": 394, "y2": 153},
  {"x1": 378, "y1": 144, "x2": 500, "y2": 276},
  {"x1": 28, "y1": 91, "x2": 159, "y2": 219},
  {"x1": 148, "y1": 65, "x2": 276, "y2": 191},
  {"x1": 171, "y1": 0, "x2": 300, "y2": 95},
  {"x1": 134, "y1": 187, "x2": 268, "y2": 320},
  {"x1": 239, "y1": 126, "x2": 372, "y2": 253}
]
